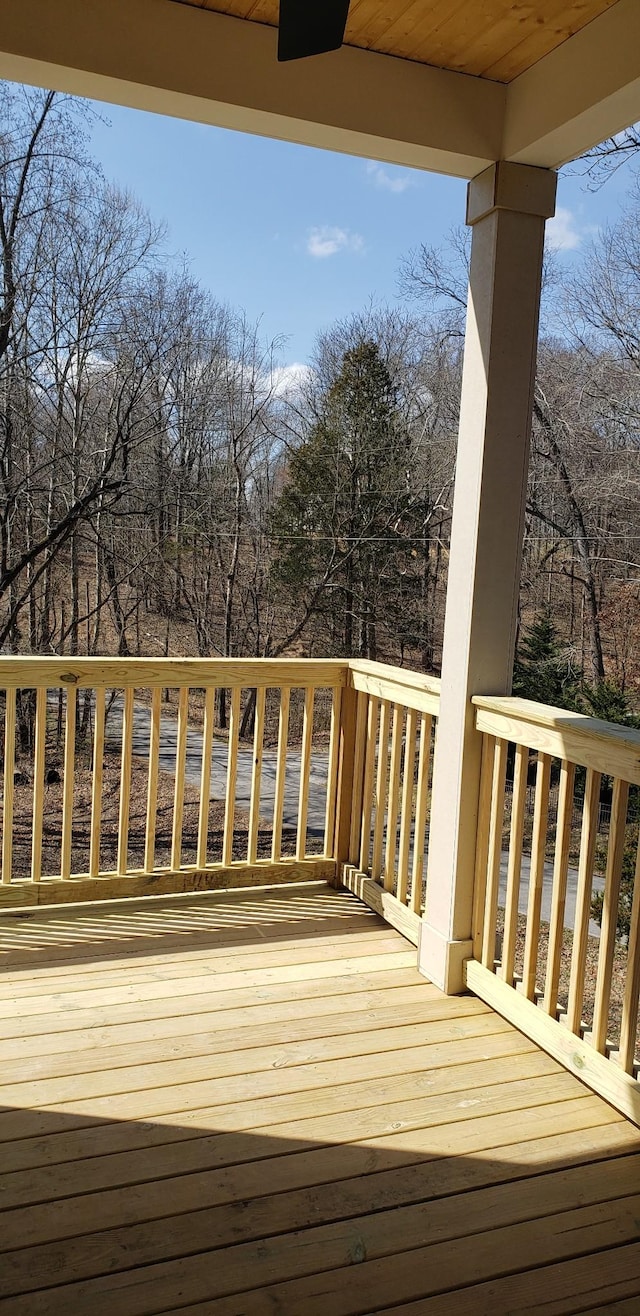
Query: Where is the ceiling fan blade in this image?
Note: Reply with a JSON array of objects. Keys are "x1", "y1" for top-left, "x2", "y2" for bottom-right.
[{"x1": 277, "y1": 0, "x2": 350, "y2": 62}]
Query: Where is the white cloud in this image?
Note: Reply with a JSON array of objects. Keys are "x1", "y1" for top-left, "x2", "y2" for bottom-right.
[
  {"x1": 545, "y1": 207, "x2": 582, "y2": 252},
  {"x1": 271, "y1": 362, "x2": 312, "y2": 398},
  {"x1": 306, "y1": 226, "x2": 364, "y2": 258},
  {"x1": 365, "y1": 161, "x2": 412, "y2": 193}
]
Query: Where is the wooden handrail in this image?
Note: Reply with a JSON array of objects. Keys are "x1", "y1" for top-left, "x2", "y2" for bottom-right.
[
  {"x1": 350, "y1": 657, "x2": 440, "y2": 715},
  {"x1": 0, "y1": 656, "x2": 349, "y2": 689},
  {"x1": 474, "y1": 694, "x2": 640, "y2": 785}
]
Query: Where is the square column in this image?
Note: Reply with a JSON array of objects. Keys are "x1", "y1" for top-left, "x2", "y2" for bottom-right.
[{"x1": 419, "y1": 161, "x2": 557, "y2": 993}]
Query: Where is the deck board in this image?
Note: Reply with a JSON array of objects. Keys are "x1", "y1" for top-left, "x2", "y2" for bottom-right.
[{"x1": 1, "y1": 883, "x2": 639, "y2": 1313}]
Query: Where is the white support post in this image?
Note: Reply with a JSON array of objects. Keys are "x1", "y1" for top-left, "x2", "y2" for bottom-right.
[{"x1": 419, "y1": 160, "x2": 557, "y2": 994}]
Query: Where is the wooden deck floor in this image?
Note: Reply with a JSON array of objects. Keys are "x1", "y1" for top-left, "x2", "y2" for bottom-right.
[{"x1": 1, "y1": 882, "x2": 640, "y2": 1314}]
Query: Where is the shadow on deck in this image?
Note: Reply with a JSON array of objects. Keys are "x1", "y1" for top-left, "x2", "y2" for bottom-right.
[{"x1": 1, "y1": 883, "x2": 639, "y2": 1313}]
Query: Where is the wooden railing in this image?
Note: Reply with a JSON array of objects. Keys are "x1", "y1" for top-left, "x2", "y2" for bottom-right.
[
  {"x1": 340, "y1": 659, "x2": 440, "y2": 945},
  {"x1": 0, "y1": 658, "x2": 347, "y2": 907},
  {"x1": 468, "y1": 694, "x2": 640, "y2": 1125},
  {"x1": 0, "y1": 656, "x2": 441, "y2": 919}
]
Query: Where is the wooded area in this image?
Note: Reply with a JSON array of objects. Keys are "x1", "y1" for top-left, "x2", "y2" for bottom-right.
[{"x1": 2, "y1": 86, "x2": 640, "y2": 712}]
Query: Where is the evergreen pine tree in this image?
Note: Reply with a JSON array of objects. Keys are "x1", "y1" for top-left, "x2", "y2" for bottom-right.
[
  {"x1": 271, "y1": 339, "x2": 424, "y2": 659},
  {"x1": 513, "y1": 611, "x2": 577, "y2": 707},
  {"x1": 580, "y1": 678, "x2": 639, "y2": 727}
]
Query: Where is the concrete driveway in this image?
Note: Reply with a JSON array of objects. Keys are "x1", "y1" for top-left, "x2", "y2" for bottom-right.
[
  {"x1": 104, "y1": 697, "x2": 329, "y2": 836},
  {"x1": 498, "y1": 854, "x2": 603, "y2": 939}
]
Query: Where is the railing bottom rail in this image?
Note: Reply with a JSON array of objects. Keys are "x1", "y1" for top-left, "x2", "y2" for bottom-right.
[
  {"x1": 466, "y1": 958, "x2": 640, "y2": 1129},
  {"x1": 341, "y1": 865, "x2": 421, "y2": 946},
  {"x1": 0, "y1": 857, "x2": 335, "y2": 911}
]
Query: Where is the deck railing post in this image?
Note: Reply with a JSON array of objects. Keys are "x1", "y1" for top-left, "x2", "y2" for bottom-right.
[
  {"x1": 332, "y1": 676, "x2": 361, "y2": 882},
  {"x1": 419, "y1": 160, "x2": 557, "y2": 993}
]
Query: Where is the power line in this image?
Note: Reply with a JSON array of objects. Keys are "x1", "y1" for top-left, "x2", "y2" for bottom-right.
[{"x1": 79, "y1": 530, "x2": 640, "y2": 544}]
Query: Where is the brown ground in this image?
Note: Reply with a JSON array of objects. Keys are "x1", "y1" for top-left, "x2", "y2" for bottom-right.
[
  {"x1": 493, "y1": 910, "x2": 638, "y2": 1065},
  {"x1": 496, "y1": 789, "x2": 638, "y2": 1065},
  {"x1": 4, "y1": 750, "x2": 317, "y2": 883}
]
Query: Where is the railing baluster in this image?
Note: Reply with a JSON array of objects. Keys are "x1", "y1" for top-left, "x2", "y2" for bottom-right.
[
  {"x1": 296, "y1": 687, "x2": 315, "y2": 861},
  {"x1": 384, "y1": 704, "x2": 403, "y2": 893},
  {"x1": 248, "y1": 686, "x2": 266, "y2": 864},
  {"x1": 359, "y1": 696, "x2": 379, "y2": 872},
  {"x1": 472, "y1": 733, "x2": 494, "y2": 961},
  {"x1": 2, "y1": 688, "x2": 16, "y2": 885},
  {"x1": 171, "y1": 686, "x2": 189, "y2": 872},
  {"x1": 543, "y1": 759, "x2": 575, "y2": 1016},
  {"x1": 522, "y1": 751, "x2": 552, "y2": 1000},
  {"x1": 117, "y1": 686, "x2": 134, "y2": 877},
  {"x1": 144, "y1": 687, "x2": 161, "y2": 875},
  {"x1": 222, "y1": 686, "x2": 241, "y2": 866},
  {"x1": 60, "y1": 686, "x2": 77, "y2": 880},
  {"x1": 397, "y1": 707, "x2": 418, "y2": 905},
  {"x1": 501, "y1": 741, "x2": 527, "y2": 986},
  {"x1": 410, "y1": 712, "x2": 432, "y2": 915},
  {"x1": 371, "y1": 698, "x2": 391, "y2": 882},
  {"x1": 196, "y1": 686, "x2": 215, "y2": 869},
  {"x1": 619, "y1": 833, "x2": 640, "y2": 1074},
  {"x1": 323, "y1": 686, "x2": 342, "y2": 858},
  {"x1": 481, "y1": 736, "x2": 508, "y2": 969},
  {"x1": 90, "y1": 687, "x2": 105, "y2": 878},
  {"x1": 271, "y1": 686, "x2": 290, "y2": 862},
  {"x1": 566, "y1": 766, "x2": 601, "y2": 1034},
  {"x1": 31, "y1": 686, "x2": 47, "y2": 884},
  {"x1": 592, "y1": 776, "x2": 630, "y2": 1053}
]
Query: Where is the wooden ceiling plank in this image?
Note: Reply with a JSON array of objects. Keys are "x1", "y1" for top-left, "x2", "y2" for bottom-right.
[
  {"x1": 410, "y1": 1, "x2": 531, "y2": 75},
  {"x1": 403, "y1": 0, "x2": 496, "y2": 55},
  {"x1": 481, "y1": 0, "x2": 618, "y2": 82},
  {"x1": 245, "y1": 1, "x2": 279, "y2": 24},
  {"x1": 365, "y1": 0, "x2": 467, "y2": 50},
  {"x1": 346, "y1": 1, "x2": 421, "y2": 50},
  {"x1": 198, "y1": 1, "x2": 259, "y2": 18},
  {"x1": 450, "y1": 5, "x2": 551, "y2": 77},
  {"x1": 357, "y1": 0, "x2": 463, "y2": 62}
]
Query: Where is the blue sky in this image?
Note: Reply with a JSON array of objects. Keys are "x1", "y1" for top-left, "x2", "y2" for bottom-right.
[{"x1": 88, "y1": 100, "x2": 635, "y2": 369}]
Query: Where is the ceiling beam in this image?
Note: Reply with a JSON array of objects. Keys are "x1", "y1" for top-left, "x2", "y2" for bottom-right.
[
  {"x1": 0, "y1": 0, "x2": 504, "y2": 179},
  {"x1": 504, "y1": 0, "x2": 640, "y2": 168}
]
